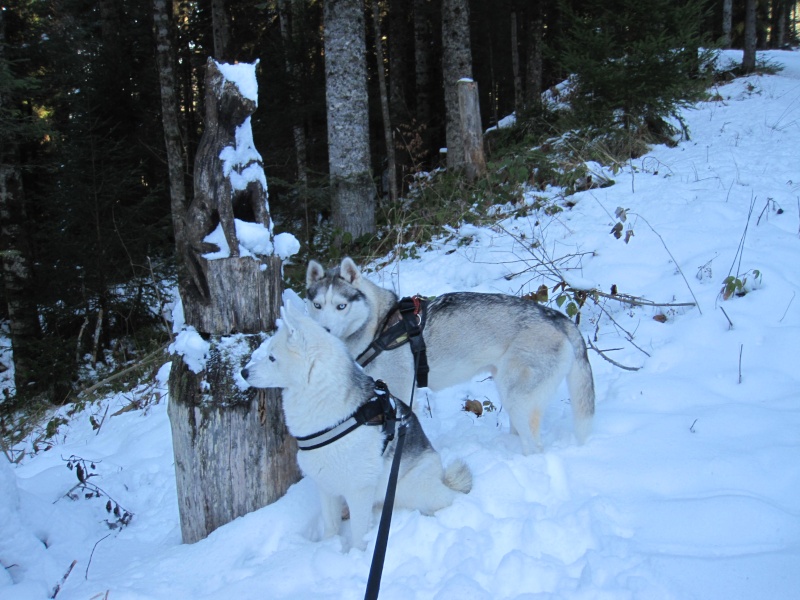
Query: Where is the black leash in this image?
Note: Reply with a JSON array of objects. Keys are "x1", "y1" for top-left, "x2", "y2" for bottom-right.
[{"x1": 363, "y1": 351, "x2": 421, "y2": 600}]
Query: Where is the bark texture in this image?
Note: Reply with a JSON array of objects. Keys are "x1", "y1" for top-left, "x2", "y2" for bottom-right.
[
  {"x1": 168, "y1": 334, "x2": 298, "y2": 545},
  {"x1": 373, "y1": 0, "x2": 399, "y2": 203},
  {"x1": 277, "y1": 0, "x2": 309, "y2": 187},
  {"x1": 721, "y1": 0, "x2": 733, "y2": 48},
  {"x1": 211, "y1": 0, "x2": 231, "y2": 61},
  {"x1": 525, "y1": 6, "x2": 543, "y2": 108},
  {"x1": 323, "y1": 0, "x2": 375, "y2": 238},
  {"x1": 413, "y1": 0, "x2": 435, "y2": 164},
  {"x1": 442, "y1": 0, "x2": 473, "y2": 170},
  {"x1": 742, "y1": 0, "x2": 757, "y2": 73},
  {"x1": 153, "y1": 0, "x2": 189, "y2": 277},
  {"x1": 457, "y1": 80, "x2": 486, "y2": 181},
  {"x1": 181, "y1": 256, "x2": 282, "y2": 335},
  {"x1": 511, "y1": 11, "x2": 523, "y2": 116}
]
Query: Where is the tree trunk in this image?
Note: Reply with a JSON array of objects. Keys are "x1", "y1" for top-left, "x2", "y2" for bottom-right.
[
  {"x1": 372, "y1": 0, "x2": 399, "y2": 204},
  {"x1": 0, "y1": 11, "x2": 44, "y2": 399},
  {"x1": 277, "y1": 0, "x2": 309, "y2": 189},
  {"x1": 524, "y1": 5, "x2": 543, "y2": 109},
  {"x1": 323, "y1": 0, "x2": 375, "y2": 240},
  {"x1": 442, "y1": 0, "x2": 473, "y2": 171},
  {"x1": 388, "y1": 0, "x2": 412, "y2": 188},
  {"x1": 457, "y1": 80, "x2": 486, "y2": 182},
  {"x1": 721, "y1": 0, "x2": 733, "y2": 48},
  {"x1": 168, "y1": 270, "x2": 298, "y2": 544},
  {"x1": 413, "y1": 0, "x2": 435, "y2": 166},
  {"x1": 165, "y1": 58, "x2": 299, "y2": 544},
  {"x1": 511, "y1": 11, "x2": 523, "y2": 117},
  {"x1": 742, "y1": 0, "x2": 757, "y2": 73},
  {"x1": 211, "y1": 0, "x2": 231, "y2": 61},
  {"x1": 153, "y1": 0, "x2": 190, "y2": 279},
  {"x1": 0, "y1": 163, "x2": 43, "y2": 397},
  {"x1": 770, "y1": 0, "x2": 788, "y2": 48},
  {"x1": 388, "y1": 2, "x2": 409, "y2": 123}
]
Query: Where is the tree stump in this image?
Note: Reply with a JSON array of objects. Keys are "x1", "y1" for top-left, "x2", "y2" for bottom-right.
[
  {"x1": 168, "y1": 326, "x2": 298, "y2": 544},
  {"x1": 168, "y1": 60, "x2": 300, "y2": 544},
  {"x1": 181, "y1": 256, "x2": 283, "y2": 335},
  {"x1": 457, "y1": 79, "x2": 487, "y2": 181}
]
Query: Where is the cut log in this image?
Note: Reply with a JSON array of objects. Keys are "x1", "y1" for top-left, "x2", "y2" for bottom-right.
[
  {"x1": 457, "y1": 79, "x2": 487, "y2": 181},
  {"x1": 168, "y1": 332, "x2": 298, "y2": 544},
  {"x1": 182, "y1": 256, "x2": 282, "y2": 334}
]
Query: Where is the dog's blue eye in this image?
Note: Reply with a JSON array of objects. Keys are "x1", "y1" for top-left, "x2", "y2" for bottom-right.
[
  {"x1": 313, "y1": 302, "x2": 321, "y2": 309},
  {"x1": 337, "y1": 303, "x2": 347, "y2": 310},
  {"x1": 269, "y1": 355, "x2": 276, "y2": 362}
]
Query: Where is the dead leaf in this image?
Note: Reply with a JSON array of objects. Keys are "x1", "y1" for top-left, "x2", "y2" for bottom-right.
[{"x1": 463, "y1": 399, "x2": 483, "y2": 417}]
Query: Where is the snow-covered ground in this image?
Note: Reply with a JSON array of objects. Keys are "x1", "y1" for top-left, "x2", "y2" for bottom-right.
[{"x1": 3, "y1": 49, "x2": 800, "y2": 600}]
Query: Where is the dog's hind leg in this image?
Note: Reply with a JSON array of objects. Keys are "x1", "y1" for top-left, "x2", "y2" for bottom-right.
[
  {"x1": 496, "y1": 347, "x2": 570, "y2": 455},
  {"x1": 506, "y1": 402, "x2": 545, "y2": 455}
]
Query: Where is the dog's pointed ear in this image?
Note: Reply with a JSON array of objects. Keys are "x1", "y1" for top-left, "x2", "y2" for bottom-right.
[
  {"x1": 306, "y1": 260, "x2": 325, "y2": 288},
  {"x1": 280, "y1": 304, "x2": 305, "y2": 348},
  {"x1": 282, "y1": 288, "x2": 307, "y2": 314},
  {"x1": 279, "y1": 305, "x2": 298, "y2": 334},
  {"x1": 278, "y1": 305, "x2": 291, "y2": 331},
  {"x1": 283, "y1": 300, "x2": 307, "y2": 327},
  {"x1": 340, "y1": 257, "x2": 361, "y2": 284}
]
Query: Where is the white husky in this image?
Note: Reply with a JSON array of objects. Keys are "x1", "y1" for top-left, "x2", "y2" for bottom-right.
[
  {"x1": 306, "y1": 257, "x2": 596, "y2": 454},
  {"x1": 241, "y1": 302, "x2": 471, "y2": 550}
]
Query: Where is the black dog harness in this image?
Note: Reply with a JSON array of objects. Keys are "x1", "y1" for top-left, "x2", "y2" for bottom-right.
[
  {"x1": 294, "y1": 380, "x2": 398, "y2": 453},
  {"x1": 355, "y1": 296, "x2": 430, "y2": 388}
]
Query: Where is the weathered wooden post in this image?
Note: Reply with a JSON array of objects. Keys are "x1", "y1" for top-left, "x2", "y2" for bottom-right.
[
  {"x1": 457, "y1": 78, "x2": 487, "y2": 181},
  {"x1": 167, "y1": 58, "x2": 300, "y2": 544}
]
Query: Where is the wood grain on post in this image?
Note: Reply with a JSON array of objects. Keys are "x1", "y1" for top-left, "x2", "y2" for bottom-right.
[{"x1": 457, "y1": 79, "x2": 487, "y2": 181}]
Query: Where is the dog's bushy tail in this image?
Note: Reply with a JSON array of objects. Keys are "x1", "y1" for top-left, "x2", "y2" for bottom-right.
[
  {"x1": 444, "y1": 459, "x2": 472, "y2": 494},
  {"x1": 568, "y1": 346, "x2": 595, "y2": 444}
]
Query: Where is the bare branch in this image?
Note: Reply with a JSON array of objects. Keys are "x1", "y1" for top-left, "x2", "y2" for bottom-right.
[
  {"x1": 77, "y1": 344, "x2": 168, "y2": 399},
  {"x1": 50, "y1": 559, "x2": 77, "y2": 599},
  {"x1": 629, "y1": 212, "x2": 702, "y2": 314},
  {"x1": 587, "y1": 337, "x2": 641, "y2": 371}
]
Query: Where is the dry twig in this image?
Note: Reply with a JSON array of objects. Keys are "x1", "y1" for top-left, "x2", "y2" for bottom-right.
[
  {"x1": 587, "y1": 338, "x2": 641, "y2": 371},
  {"x1": 50, "y1": 559, "x2": 77, "y2": 599},
  {"x1": 77, "y1": 344, "x2": 168, "y2": 399}
]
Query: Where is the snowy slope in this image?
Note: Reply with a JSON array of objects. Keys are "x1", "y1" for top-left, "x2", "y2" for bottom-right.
[{"x1": 2, "y1": 49, "x2": 799, "y2": 600}]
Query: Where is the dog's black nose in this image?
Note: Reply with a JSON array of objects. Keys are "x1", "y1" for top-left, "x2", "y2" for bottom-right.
[
  {"x1": 324, "y1": 327, "x2": 331, "y2": 333},
  {"x1": 241, "y1": 368, "x2": 249, "y2": 380}
]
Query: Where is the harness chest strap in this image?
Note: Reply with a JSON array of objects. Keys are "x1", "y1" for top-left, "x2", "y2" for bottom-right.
[
  {"x1": 356, "y1": 296, "x2": 430, "y2": 388},
  {"x1": 294, "y1": 381, "x2": 398, "y2": 453}
]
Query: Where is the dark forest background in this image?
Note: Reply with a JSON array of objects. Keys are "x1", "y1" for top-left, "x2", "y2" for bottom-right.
[{"x1": 0, "y1": 0, "x2": 796, "y2": 415}]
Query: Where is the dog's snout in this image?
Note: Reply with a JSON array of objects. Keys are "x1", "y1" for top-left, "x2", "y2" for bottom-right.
[{"x1": 240, "y1": 367, "x2": 249, "y2": 380}]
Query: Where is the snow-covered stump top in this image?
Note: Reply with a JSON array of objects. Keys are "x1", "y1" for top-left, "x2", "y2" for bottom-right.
[{"x1": 177, "y1": 58, "x2": 298, "y2": 338}]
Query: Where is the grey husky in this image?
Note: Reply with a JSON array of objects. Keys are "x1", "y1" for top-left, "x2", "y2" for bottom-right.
[
  {"x1": 241, "y1": 301, "x2": 471, "y2": 550},
  {"x1": 306, "y1": 257, "x2": 595, "y2": 454}
]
